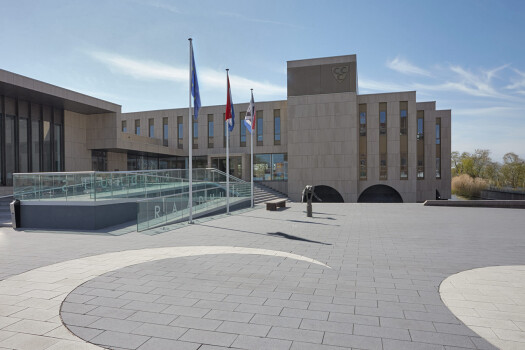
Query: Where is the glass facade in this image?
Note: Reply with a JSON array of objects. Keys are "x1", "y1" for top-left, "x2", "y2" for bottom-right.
[
  {"x1": 436, "y1": 117, "x2": 441, "y2": 179},
  {"x1": 254, "y1": 153, "x2": 288, "y2": 181},
  {"x1": 149, "y1": 118, "x2": 154, "y2": 138},
  {"x1": 256, "y1": 111, "x2": 263, "y2": 146},
  {"x1": 379, "y1": 102, "x2": 387, "y2": 180},
  {"x1": 207, "y1": 114, "x2": 214, "y2": 148},
  {"x1": 417, "y1": 110, "x2": 425, "y2": 179},
  {"x1": 193, "y1": 120, "x2": 198, "y2": 149},
  {"x1": 177, "y1": 116, "x2": 183, "y2": 149},
  {"x1": 400, "y1": 101, "x2": 408, "y2": 179},
  {"x1": 359, "y1": 104, "x2": 367, "y2": 180},
  {"x1": 240, "y1": 111, "x2": 246, "y2": 147},
  {"x1": 274, "y1": 109, "x2": 281, "y2": 145},
  {"x1": 162, "y1": 117, "x2": 168, "y2": 147},
  {"x1": 0, "y1": 95, "x2": 64, "y2": 185}
]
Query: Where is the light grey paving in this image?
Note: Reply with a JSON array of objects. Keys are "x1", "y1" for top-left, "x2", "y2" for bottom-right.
[{"x1": 0, "y1": 203, "x2": 524, "y2": 349}]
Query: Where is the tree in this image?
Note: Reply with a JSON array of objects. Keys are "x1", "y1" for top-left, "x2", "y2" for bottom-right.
[{"x1": 500, "y1": 153, "x2": 525, "y2": 188}]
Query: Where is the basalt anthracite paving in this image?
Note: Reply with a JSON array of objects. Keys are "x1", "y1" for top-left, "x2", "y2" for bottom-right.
[{"x1": 1, "y1": 203, "x2": 525, "y2": 349}]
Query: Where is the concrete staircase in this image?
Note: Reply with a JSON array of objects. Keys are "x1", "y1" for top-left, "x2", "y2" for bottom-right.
[
  {"x1": 253, "y1": 183, "x2": 290, "y2": 205},
  {"x1": 0, "y1": 195, "x2": 13, "y2": 227}
]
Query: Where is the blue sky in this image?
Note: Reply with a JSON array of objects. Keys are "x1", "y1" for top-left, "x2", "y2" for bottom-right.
[{"x1": 1, "y1": 0, "x2": 524, "y2": 161}]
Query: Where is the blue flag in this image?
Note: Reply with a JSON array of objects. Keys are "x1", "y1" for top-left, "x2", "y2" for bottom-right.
[{"x1": 191, "y1": 44, "x2": 201, "y2": 120}]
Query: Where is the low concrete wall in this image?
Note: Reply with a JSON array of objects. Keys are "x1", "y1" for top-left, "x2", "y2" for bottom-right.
[
  {"x1": 424, "y1": 200, "x2": 525, "y2": 209},
  {"x1": 20, "y1": 201, "x2": 137, "y2": 230},
  {"x1": 481, "y1": 190, "x2": 525, "y2": 200}
]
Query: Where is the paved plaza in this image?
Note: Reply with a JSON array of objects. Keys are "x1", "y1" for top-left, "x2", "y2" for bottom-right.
[{"x1": 0, "y1": 203, "x2": 524, "y2": 349}]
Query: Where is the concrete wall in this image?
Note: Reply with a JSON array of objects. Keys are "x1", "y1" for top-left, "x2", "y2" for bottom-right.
[{"x1": 64, "y1": 110, "x2": 91, "y2": 171}]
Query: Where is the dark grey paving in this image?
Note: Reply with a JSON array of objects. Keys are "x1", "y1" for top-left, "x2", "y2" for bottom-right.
[{"x1": 3, "y1": 203, "x2": 522, "y2": 349}]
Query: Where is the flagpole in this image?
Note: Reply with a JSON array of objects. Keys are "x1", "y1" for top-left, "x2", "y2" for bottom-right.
[
  {"x1": 250, "y1": 89, "x2": 254, "y2": 208},
  {"x1": 188, "y1": 38, "x2": 193, "y2": 223},
  {"x1": 226, "y1": 69, "x2": 230, "y2": 215}
]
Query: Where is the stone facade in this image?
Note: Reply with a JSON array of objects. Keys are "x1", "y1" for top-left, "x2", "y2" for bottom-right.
[{"x1": 1, "y1": 54, "x2": 451, "y2": 203}]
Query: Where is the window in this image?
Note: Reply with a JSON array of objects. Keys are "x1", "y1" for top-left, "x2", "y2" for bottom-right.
[
  {"x1": 256, "y1": 111, "x2": 263, "y2": 146},
  {"x1": 19, "y1": 101, "x2": 29, "y2": 173},
  {"x1": 400, "y1": 101, "x2": 408, "y2": 179},
  {"x1": 42, "y1": 105, "x2": 52, "y2": 172},
  {"x1": 92, "y1": 150, "x2": 107, "y2": 171},
  {"x1": 274, "y1": 109, "x2": 281, "y2": 145},
  {"x1": 122, "y1": 120, "x2": 127, "y2": 133},
  {"x1": 223, "y1": 113, "x2": 227, "y2": 148},
  {"x1": 240, "y1": 111, "x2": 246, "y2": 147},
  {"x1": 177, "y1": 116, "x2": 183, "y2": 149},
  {"x1": 135, "y1": 119, "x2": 140, "y2": 135},
  {"x1": 359, "y1": 104, "x2": 367, "y2": 180},
  {"x1": 379, "y1": 102, "x2": 387, "y2": 180},
  {"x1": 436, "y1": 118, "x2": 441, "y2": 179},
  {"x1": 208, "y1": 114, "x2": 214, "y2": 148},
  {"x1": 193, "y1": 119, "x2": 198, "y2": 149},
  {"x1": 31, "y1": 103, "x2": 41, "y2": 172},
  {"x1": 417, "y1": 110, "x2": 424, "y2": 179},
  {"x1": 163, "y1": 117, "x2": 168, "y2": 147},
  {"x1": 253, "y1": 153, "x2": 288, "y2": 181},
  {"x1": 149, "y1": 118, "x2": 154, "y2": 138}
]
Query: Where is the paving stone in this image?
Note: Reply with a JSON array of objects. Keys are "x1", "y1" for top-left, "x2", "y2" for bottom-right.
[
  {"x1": 216, "y1": 321, "x2": 270, "y2": 337},
  {"x1": 267, "y1": 325, "x2": 324, "y2": 343},
  {"x1": 231, "y1": 334, "x2": 292, "y2": 350},
  {"x1": 280, "y1": 307, "x2": 328, "y2": 320},
  {"x1": 179, "y1": 329, "x2": 237, "y2": 347},
  {"x1": 169, "y1": 316, "x2": 222, "y2": 331},
  {"x1": 88, "y1": 317, "x2": 143, "y2": 333},
  {"x1": 235, "y1": 303, "x2": 282, "y2": 315},
  {"x1": 126, "y1": 310, "x2": 176, "y2": 325},
  {"x1": 65, "y1": 325, "x2": 103, "y2": 341},
  {"x1": 138, "y1": 337, "x2": 200, "y2": 350},
  {"x1": 131, "y1": 322, "x2": 187, "y2": 340},
  {"x1": 204, "y1": 310, "x2": 254, "y2": 323},
  {"x1": 87, "y1": 306, "x2": 137, "y2": 320},
  {"x1": 410, "y1": 330, "x2": 477, "y2": 348},
  {"x1": 382, "y1": 338, "x2": 446, "y2": 350},
  {"x1": 249, "y1": 314, "x2": 302, "y2": 328},
  {"x1": 323, "y1": 331, "x2": 383, "y2": 350},
  {"x1": 91, "y1": 330, "x2": 149, "y2": 349},
  {"x1": 300, "y1": 319, "x2": 353, "y2": 334}
]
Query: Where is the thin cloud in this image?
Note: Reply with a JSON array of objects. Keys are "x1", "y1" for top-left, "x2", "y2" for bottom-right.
[
  {"x1": 506, "y1": 68, "x2": 525, "y2": 90},
  {"x1": 217, "y1": 11, "x2": 302, "y2": 29},
  {"x1": 386, "y1": 57, "x2": 432, "y2": 77},
  {"x1": 88, "y1": 51, "x2": 286, "y2": 97},
  {"x1": 130, "y1": 0, "x2": 180, "y2": 14}
]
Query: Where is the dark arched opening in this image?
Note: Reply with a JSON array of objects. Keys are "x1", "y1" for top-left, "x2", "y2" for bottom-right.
[
  {"x1": 302, "y1": 185, "x2": 344, "y2": 203},
  {"x1": 358, "y1": 185, "x2": 403, "y2": 203}
]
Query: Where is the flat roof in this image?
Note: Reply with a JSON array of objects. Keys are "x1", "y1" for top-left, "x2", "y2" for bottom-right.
[{"x1": 0, "y1": 69, "x2": 120, "y2": 114}]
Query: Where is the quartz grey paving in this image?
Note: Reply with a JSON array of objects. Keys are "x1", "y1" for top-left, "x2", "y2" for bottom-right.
[{"x1": 2, "y1": 203, "x2": 525, "y2": 349}]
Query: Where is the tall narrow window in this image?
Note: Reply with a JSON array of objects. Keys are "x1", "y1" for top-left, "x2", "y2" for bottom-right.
[
  {"x1": 42, "y1": 105, "x2": 52, "y2": 172},
  {"x1": 436, "y1": 117, "x2": 441, "y2": 179},
  {"x1": 417, "y1": 110, "x2": 425, "y2": 179},
  {"x1": 274, "y1": 109, "x2": 281, "y2": 145},
  {"x1": 31, "y1": 103, "x2": 41, "y2": 172},
  {"x1": 148, "y1": 118, "x2": 154, "y2": 138},
  {"x1": 5, "y1": 97, "x2": 16, "y2": 184},
  {"x1": 193, "y1": 119, "x2": 198, "y2": 149},
  {"x1": 121, "y1": 120, "x2": 127, "y2": 133},
  {"x1": 400, "y1": 101, "x2": 408, "y2": 179},
  {"x1": 240, "y1": 111, "x2": 246, "y2": 147},
  {"x1": 19, "y1": 101, "x2": 29, "y2": 173},
  {"x1": 162, "y1": 117, "x2": 168, "y2": 146},
  {"x1": 359, "y1": 104, "x2": 367, "y2": 180},
  {"x1": 53, "y1": 107, "x2": 64, "y2": 172},
  {"x1": 177, "y1": 116, "x2": 183, "y2": 149},
  {"x1": 379, "y1": 102, "x2": 387, "y2": 180},
  {"x1": 223, "y1": 113, "x2": 227, "y2": 148},
  {"x1": 256, "y1": 111, "x2": 263, "y2": 146},
  {"x1": 135, "y1": 119, "x2": 140, "y2": 135},
  {"x1": 208, "y1": 114, "x2": 214, "y2": 148}
]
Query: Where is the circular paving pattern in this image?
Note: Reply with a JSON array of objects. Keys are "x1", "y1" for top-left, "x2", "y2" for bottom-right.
[
  {"x1": 61, "y1": 254, "x2": 334, "y2": 349},
  {"x1": 440, "y1": 265, "x2": 525, "y2": 350}
]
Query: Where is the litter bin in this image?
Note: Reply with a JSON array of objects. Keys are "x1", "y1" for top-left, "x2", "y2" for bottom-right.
[{"x1": 10, "y1": 199, "x2": 20, "y2": 229}]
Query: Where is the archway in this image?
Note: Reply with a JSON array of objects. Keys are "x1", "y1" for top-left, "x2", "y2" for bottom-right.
[
  {"x1": 358, "y1": 185, "x2": 403, "y2": 203},
  {"x1": 302, "y1": 185, "x2": 344, "y2": 203}
]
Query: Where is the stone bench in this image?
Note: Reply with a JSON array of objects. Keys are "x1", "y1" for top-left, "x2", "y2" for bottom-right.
[{"x1": 266, "y1": 199, "x2": 286, "y2": 211}]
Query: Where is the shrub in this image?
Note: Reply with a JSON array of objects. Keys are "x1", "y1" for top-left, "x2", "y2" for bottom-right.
[{"x1": 451, "y1": 174, "x2": 488, "y2": 199}]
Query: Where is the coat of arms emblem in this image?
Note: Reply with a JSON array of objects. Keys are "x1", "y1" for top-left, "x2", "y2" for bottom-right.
[{"x1": 332, "y1": 65, "x2": 349, "y2": 83}]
